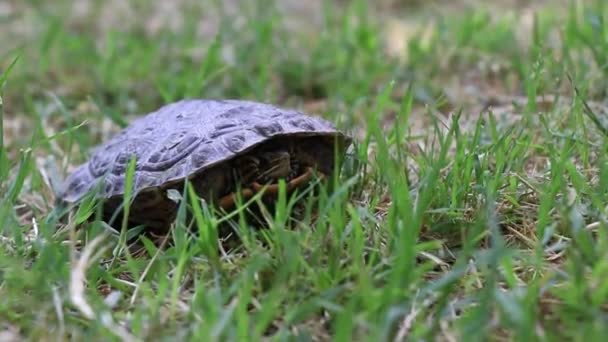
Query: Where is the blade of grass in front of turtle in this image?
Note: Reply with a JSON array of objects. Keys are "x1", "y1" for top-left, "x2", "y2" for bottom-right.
[
  {"x1": 110, "y1": 156, "x2": 137, "y2": 265},
  {"x1": 187, "y1": 182, "x2": 219, "y2": 266},
  {"x1": 271, "y1": 179, "x2": 289, "y2": 229},
  {"x1": 73, "y1": 187, "x2": 100, "y2": 225},
  {"x1": 168, "y1": 232, "x2": 198, "y2": 322},
  {"x1": 215, "y1": 185, "x2": 269, "y2": 225}
]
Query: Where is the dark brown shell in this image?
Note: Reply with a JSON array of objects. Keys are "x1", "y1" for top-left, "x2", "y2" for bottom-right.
[{"x1": 60, "y1": 99, "x2": 351, "y2": 203}]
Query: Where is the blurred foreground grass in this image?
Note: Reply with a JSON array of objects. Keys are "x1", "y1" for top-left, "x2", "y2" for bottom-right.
[{"x1": 1, "y1": 0, "x2": 608, "y2": 340}]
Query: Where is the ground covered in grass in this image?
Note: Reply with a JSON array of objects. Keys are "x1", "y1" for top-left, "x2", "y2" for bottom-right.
[{"x1": 1, "y1": 0, "x2": 608, "y2": 340}]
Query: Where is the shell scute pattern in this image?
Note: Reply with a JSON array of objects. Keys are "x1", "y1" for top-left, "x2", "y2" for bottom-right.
[
  {"x1": 111, "y1": 138, "x2": 156, "y2": 174},
  {"x1": 61, "y1": 99, "x2": 349, "y2": 202},
  {"x1": 288, "y1": 117, "x2": 317, "y2": 131},
  {"x1": 269, "y1": 109, "x2": 289, "y2": 119},
  {"x1": 209, "y1": 121, "x2": 240, "y2": 139},
  {"x1": 213, "y1": 121, "x2": 239, "y2": 131},
  {"x1": 254, "y1": 121, "x2": 284, "y2": 137},
  {"x1": 191, "y1": 145, "x2": 216, "y2": 169},
  {"x1": 159, "y1": 156, "x2": 191, "y2": 185},
  {"x1": 222, "y1": 133, "x2": 247, "y2": 153},
  {"x1": 133, "y1": 173, "x2": 160, "y2": 193},
  {"x1": 112, "y1": 147, "x2": 139, "y2": 175},
  {"x1": 88, "y1": 138, "x2": 133, "y2": 177},
  {"x1": 88, "y1": 152, "x2": 113, "y2": 178},
  {"x1": 141, "y1": 131, "x2": 201, "y2": 172},
  {"x1": 108, "y1": 175, "x2": 124, "y2": 195},
  {"x1": 64, "y1": 165, "x2": 94, "y2": 200},
  {"x1": 217, "y1": 106, "x2": 250, "y2": 120},
  {"x1": 103, "y1": 177, "x2": 115, "y2": 195}
]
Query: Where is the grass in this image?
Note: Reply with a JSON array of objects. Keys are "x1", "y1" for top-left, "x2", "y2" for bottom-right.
[{"x1": 1, "y1": 0, "x2": 608, "y2": 340}]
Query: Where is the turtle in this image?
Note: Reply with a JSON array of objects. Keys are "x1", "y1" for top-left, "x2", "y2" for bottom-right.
[{"x1": 59, "y1": 99, "x2": 352, "y2": 233}]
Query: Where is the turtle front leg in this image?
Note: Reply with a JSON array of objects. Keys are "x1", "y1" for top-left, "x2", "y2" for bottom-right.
[
  {"x1": 251, "y1": 166, "x2": 319, "y2": 194},
  {"x1": 219, "y1": 167, "x2": 320, "y2": 210}
]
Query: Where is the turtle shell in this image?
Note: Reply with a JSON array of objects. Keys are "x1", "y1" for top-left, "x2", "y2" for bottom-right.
[{"x1": 60, "y1": 99, "x2": 351, "y2": 203}]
